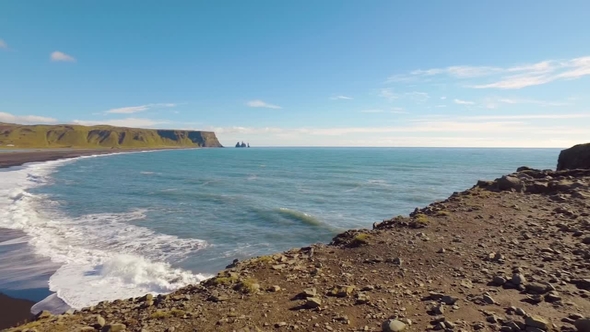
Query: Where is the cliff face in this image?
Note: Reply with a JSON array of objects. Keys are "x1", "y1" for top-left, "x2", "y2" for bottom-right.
[
  {"x1": 0, "y1": 123, "x2": 223, "y2": 148},
  {"x1": 557, "y1": 143, "x2": 590, "y2": 170}
]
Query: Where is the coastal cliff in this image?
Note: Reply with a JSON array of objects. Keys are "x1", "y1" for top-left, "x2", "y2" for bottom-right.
[
  {"x1": 6, "y1": 145, "x2": 590, "y2": 332},
  {"x1": 0, "y1": 123, "x2": 223, "y2": 149},
  {"x1": 557, "y1": 143, "x2": 590, "y2": 171}
]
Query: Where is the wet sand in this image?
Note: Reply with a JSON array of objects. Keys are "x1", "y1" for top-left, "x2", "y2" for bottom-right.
[
  {"x1": 0, "y1": 292, "x2": 35, "y2": 329},
  {"x1": 0, "y1": 148, "x2": 157, "y2": 329},
  {"x1": 0, "y1": 149, "x2": 131, "y2": 168}
]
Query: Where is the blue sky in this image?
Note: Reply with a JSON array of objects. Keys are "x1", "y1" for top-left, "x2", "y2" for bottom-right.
[{"x1": 1, "y1": 1, "x2": 589, "y2": 147}]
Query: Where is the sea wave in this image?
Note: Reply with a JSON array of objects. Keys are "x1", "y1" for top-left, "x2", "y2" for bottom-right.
[
  {"x1": 276, "y1": 208, "x2": 342, "y2": 233},
  {"x1": 0, "y1": 155, "x2": 210, "y2": 311}
]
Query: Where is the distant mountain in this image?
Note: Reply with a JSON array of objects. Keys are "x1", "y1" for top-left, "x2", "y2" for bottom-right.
[{"x1": 0, "y1": 123, "x2": 223, "y2": 148}]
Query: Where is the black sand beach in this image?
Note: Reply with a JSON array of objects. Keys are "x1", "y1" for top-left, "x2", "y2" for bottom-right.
[
  {"x1": 0, "y1": 293, "x2": 35, "y2": 329},
  {"x1": 0, "y1": 149, "x2": 128, "y2": 168}
]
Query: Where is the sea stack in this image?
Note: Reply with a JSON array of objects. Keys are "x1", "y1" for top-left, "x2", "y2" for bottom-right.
[{"x1": 235, "y1": 141, "x2": 249, "y2": 148}]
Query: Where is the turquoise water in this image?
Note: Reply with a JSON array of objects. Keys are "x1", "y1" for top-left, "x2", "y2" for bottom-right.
[{"x1": 0, "y1": 148, "x2": 559, "y2": 311}]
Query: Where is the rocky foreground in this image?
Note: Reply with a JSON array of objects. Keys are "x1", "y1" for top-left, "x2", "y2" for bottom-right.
[{"x1": 7, "y1": 166, "x2": 590, "y2": 331}]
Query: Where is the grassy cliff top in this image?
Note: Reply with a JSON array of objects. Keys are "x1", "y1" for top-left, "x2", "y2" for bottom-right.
[{"x1": 0, "y1": 122, "x2": 223, "y2": 149}]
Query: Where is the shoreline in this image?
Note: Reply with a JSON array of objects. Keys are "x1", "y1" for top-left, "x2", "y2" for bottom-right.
[
  {"x1": 6, "y1": 164, "x2": 590, "y2": 331},
  {"x1": 0, "y1": 147, "x2": 196, "y2": 330},
  {"x1": 0, "y1": 147, "x2": 197, "y2": 169},
  {"x1": 4, "y1": 146, "x2": 590, "y2": 331}
]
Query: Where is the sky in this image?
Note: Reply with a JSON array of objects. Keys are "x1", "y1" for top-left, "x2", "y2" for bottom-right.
[{"x1": 1, "y1": 1, "x2": 590, "y2": 148}]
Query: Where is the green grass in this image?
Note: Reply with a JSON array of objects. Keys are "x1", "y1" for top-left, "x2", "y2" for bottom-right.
[
  {"x1": 0, "y1": 122, "x2": 222, "y2": 148},
  {"x1": 149, "y1": 309, "x2": 186, "y2": 319},
  {"x1": 411, "y1": 213, "x2": 429, "y2": 228},
  {"x1": 208, "y1": 273, "x2": 239, "y2": 286},
  {"x1": 351, "y1": 233, "x2": 370, "y2": 246},
  {"x1": 236, "y1": 278, "x2": 260, "y2": 294}
]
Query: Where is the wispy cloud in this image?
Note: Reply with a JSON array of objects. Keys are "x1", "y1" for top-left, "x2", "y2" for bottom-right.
[
  {"x1": 495, "y1": 97, "x2": 569, "y2": 106},
  {"x1": 482, "y1": 97, "x2": 570, "y2": 110},
  {"x1": 405, "y1": 92, "x2": 430, "y2": 102},
  {"x1": 50, "y1": 51, "x2": 76, "y2": 62},
  {"x1": 0, "y1": 112, "x2": 58, "y2": 124},
  {"x1": 461, "y1": 113, "x2": 590, "y2": 121},
  {"x1": 208, "y1": 118, "x2": 585, "y2": 138},
  {"x1": 390, "y1": 107, "x2": 407, "y2": 114},
  {"x1": 246, "y1": 100, "x2": 282, "y2": 109},
  {"x1": 378, "y1": 88, "x2": 399, "y2": 101},
  {"x1": 379, "y1": 89, "x2": 429, "y2": 102},
  {"x1": 361, "y1": 109, "x2": 384, "y2": 113},
  {"x1": 105, "y1": 103, "x2": 177, "y2": 114},
  {"x1": 388, "y1": 56, "x2": 590, "y2": 89},
  {"x1": 0, "y1": 39, "x2": 7, "y2": 49},
  {"x1": 454, "y1": 99, "x2": 475, "y2": 105},
  {"x1": 330, "y1": 95, "x2": 353, "y2": 100},
  {"x1": 72, "y1": 118, "x2": 167, "y2": 128}
]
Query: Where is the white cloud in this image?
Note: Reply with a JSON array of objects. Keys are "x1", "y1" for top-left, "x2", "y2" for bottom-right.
[
  {"x1": 330, "y1": 95, "x2": 353, "y2": 100},
  {"x1": 210, "y1": 119, "x2": 584, "y2": 139},
  {"x1": 0, "y1": 112, "x2": 58, "y2": 124},
  {"x1": 481, "y1": 97, "x2": 570, "y2": 110},
  {"x1": 246, "y1": 100, "x2": 282, "y2": 109},
  {"x1": 106, "y1": 106, "x2": 150, "y2": 114},
  {"x1": 440, "y1": 96, "x2": 447, "y2": 100},
  {"x1": 361, "y1": 109, "x2": 384, "y2": 113},
  {"x1": 104, "y1": 103, "x2": 177, "y2": 114},
  {"x1": 405, "y1": 91, "x2": 430, "y2": 102},
  {"x1": 435, "y1": 105, "x2": 447, "y2": 108},
  {"x1": 379, "y1": 89, "x2": 429, "y2": 102},
  {"x1": 209, "y1": 112, "x2": 588, "y2": 147},
  {"x1": 454, "y1": 99, "x2": 475, "y2": 105},
  {"x1": 378, "y1": 88, "x2": 399, "y2": 100},
  {"x1": 0, "y1": 39, "x2": 7, "y2": 49},
  {"x1": 461, "y1": 113, "x2": 590, "y2": 120},
  {"x1": 411, "y1": 66, "x2": 502, "y2": 78},
  {"x1": 50, "y1": 51, "x2": 76, "y2": 62},
  {"x1": 389, "y1": 56, "x2": 590, "y2": 89},
  {"x1": 72, "y1": 118, "x2": 166, "y2": 128},
  {"x1": 390, "y1": 107, "x2": 407, "y2": 114},
  {"x1": 495, "y1": 98, "x2": 569, "y2": 107}
]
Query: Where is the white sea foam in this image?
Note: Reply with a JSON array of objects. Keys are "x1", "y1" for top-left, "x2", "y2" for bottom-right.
[{"x1": 0, "y1": 155, "x2": 210, "y2": 310}]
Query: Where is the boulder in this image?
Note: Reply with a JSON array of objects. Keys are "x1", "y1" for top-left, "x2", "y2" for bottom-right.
[
  {"x1": 497, "y1": 175, "x2": 525, "y2": 191},
  {"x1": 382, "y1": 319, "x2": 407, "y2": 332},
  {"x1": 304, "y1": 297, "x2": 322, "y2": 308},
  {"x1": 557, "y1": 143, "x2": 590, "y2": 170},
  {"x1": 525, "y1": 315, "x2": 549, "y2": 330}
]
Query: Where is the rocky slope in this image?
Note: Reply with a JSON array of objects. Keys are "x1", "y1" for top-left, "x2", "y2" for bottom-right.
[{"x1": 0, "y1": 123, "x2": 223, "y2": 148}]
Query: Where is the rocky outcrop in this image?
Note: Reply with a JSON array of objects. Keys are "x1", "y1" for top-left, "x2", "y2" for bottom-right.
[
  {"x1": 558, "y1": 143, "x2": 590, "y2": 170},
  {"x1": 0, "y1": 123, "x2": 223, "y2": 148},
  {"x1": 475, "y1": 167, "x2": 590, "y2": 197},
  {"x1": 235, "y1": 141, "x2": 249, "y2": 148}
]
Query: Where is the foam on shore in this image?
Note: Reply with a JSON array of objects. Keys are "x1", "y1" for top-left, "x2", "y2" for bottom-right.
[{"x1": 0, "y1": 154, "x2": 210, "y2": 311}]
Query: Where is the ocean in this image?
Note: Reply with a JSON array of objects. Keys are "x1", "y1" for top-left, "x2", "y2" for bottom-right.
[{"x1": 0, "y1": 147, "x2": 559, "y2": 313}]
